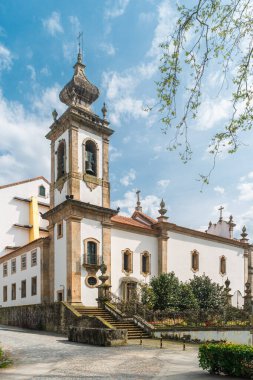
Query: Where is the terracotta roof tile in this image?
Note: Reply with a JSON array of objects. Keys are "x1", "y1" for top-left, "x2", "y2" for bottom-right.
[
  {"x1": 111, "y1": 215, "x2": 153, "y2": 230},
  {"x1": 132, "y1": 210, "x2": 157, "y2": 225}
]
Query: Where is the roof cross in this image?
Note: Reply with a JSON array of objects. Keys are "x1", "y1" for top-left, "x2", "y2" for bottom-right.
[
  {"x1": 135, "y1": 190, "x2": 142, "y2": 212},
  {"x1": 218, "y1": 205, "x2": 224, "y2": 221}
]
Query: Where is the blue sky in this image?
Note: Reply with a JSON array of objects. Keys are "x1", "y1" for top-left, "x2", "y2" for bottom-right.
[{"x1": 0, "y1": 0, "x2": 253, "y2": 240}]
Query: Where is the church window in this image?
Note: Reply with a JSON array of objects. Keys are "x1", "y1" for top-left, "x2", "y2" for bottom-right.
[
  {"x1": 87, "y1": 241, "x2": 97, "y2": 265},
  {"x1": 21, "y1": 254, "x2": 27, "y2": 270},
  {"x1": 31, "y1": 276, "x2": 37, "y2": 296},
  {"x1": 84, "y1": 140, "x2": 97, "y2": 176},
  {"x1": 31, "y1": 250, "x2": 37, "y2": 267},
  {"x1": 21, "y1": 280, "x2": 26, "y2": 298},
  {"x1": 57, "y1": 222, "x2": 63, "y2": 239},
  {"x1": 11, "y1": 259, "x2": 16, "y2": 274},
  {"x1": 191, "y1": 250, "x2": 199, "y2": 272},
  {"x1": 11, "y1": 283, "x2": 16, "y2": 301},
  {"x1": 3, "y1": 262, "x2": 7, "y2": 277},
  {"x1": 3, "y1": 286, "x2": 7, "y2": 302},
  {"x1": 57, "y1": 140, "x2": 66, "y2": 180},
  {"x1": 122, "y1": 249, "x2": 133, "y2": 274},
  {"x1": 220, "y1": 256, "x2": 226, "y2": 275},
  {"x1": 39, "y1": 185, "x2": 46, "y2": 197},
  {"x1": 141, "y1": 251, "x2": 151, "y2": 276}
]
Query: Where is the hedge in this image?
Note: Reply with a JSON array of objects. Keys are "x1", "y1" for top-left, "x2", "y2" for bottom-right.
[
  {"x1": 199, "y1": 343, "x2": 253, "y2": 378},
  {"x1": 0, "y1": 347, "x2": 12, "y2": 368}
]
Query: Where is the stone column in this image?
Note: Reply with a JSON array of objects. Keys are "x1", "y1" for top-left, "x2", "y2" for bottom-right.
[
  {"x1": 102, "y1": 136, "x2": 110, "y2": 208},
  {"x1": 66, "y1": 216, "x2": 82, "y2": 303},
  {"x1": 244, "y1": 249, "x2": 249, "y2": 285},
  {"x1": 158, "y1": 232, "x2": 168, "y2": 275},
  {"x1": 41, "y1": 238, "x2": 50, "y2": 303},
  {"x1": 102, "y1": 220, "x2": 112, "y2": 284},
  {"x1": 248, "y1": 248, "x2": 253, "y2": 298},
  {"x1": 47, "y1": 223, "x2": 55, "y2": 302},
  {"x1": 68, "y1": 126, "x2": 80, "y2": 200},
  {"x1": 50, "y1": 141, "x2": 55, "y2": 208}
]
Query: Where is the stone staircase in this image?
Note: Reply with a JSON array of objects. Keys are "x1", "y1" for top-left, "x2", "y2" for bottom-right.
[{"x1": 74, "y1": 306, "x2": 150, "y2": 340}]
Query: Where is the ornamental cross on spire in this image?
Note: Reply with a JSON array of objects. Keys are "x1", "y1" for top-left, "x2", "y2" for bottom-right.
[
  {"x1": 218, "y1": 205, "x2": 224, "y2": 221},
  {"x1": 77, "y1": 32, "x2": 83, "y2": 63}
]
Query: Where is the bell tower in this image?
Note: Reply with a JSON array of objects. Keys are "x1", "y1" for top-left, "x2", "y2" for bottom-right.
[
  {"x1": 44, "y1": 49, "x2": 116, "y2": 304},
  {"x1": 46, "y1": 49, "x2": 112, "y2": 209}
]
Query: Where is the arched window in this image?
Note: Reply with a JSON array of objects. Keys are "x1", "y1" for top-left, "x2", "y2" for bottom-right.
[
  {"x1": 85, "y1": 140, "x2": 97, "y2": 176},
  {"x1": 122, "y1": 249, "x2": 133, "y2": 274},
  {"x1": 191, "y1": 250, "x2": 199, "y2": 272},
  {"x1": 39, "y1": 185, "x2": 46, "y2": 197},
  {"x1": 57, "y1": 140, "x2": 66, "y2": 180},
  {"x1": 220, "y1": 256, "x2": 226, "y2": 275},
  {"x1": 141, "y1": 251, "x2": 151, "y2": 276},
  {"x1": 87, "y1": 241, "x2": 97, "y2": 265}
]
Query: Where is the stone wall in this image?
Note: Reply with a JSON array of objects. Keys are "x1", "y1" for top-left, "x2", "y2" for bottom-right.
[
  {"x1": 0, "y1": 302, "x2": 105, "y2": 335},
  {"x1": 68, "y1": 326, "x2": 127, "y2": 346}
]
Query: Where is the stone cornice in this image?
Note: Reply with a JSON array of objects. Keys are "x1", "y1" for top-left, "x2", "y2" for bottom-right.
[
  {"x1": 43, "y1": 199, "x2": 118, "y2": 224},
  {"x1": 46, "y1": 107, "x2": 114, "y2": 141},
  {"x1": 167, "y1": 223, "x2": 251, "y2": 248},
  {"x1": 111, "y1": 221, "x2": 158, "y2": 237},
  {"x1": 0, "y1": 237, "x2": 49, "y2": 263}
]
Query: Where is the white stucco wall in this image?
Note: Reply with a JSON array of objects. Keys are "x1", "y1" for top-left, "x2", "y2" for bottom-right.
[
  {"x1": 0, "y1": 179, "x2": 49, "y2": 257},
  {"x1": 111, "y1": 228, "x2": 158, "y2": 297},
  {"x1": 54, "y1": 220, "x2": 67, "y2": 301},
  {"x1": 80, "y1": 218, "x2": 102, "y2": 306},
  {"x1": 78, "y1": 129, "x2": 103, "y2": 206},
  {"x1": 168, "y1": 231, "x2": 245, "y2": 295},
  {"x1": 0, "y1": 247, "x2": 41, "y2": 307}
]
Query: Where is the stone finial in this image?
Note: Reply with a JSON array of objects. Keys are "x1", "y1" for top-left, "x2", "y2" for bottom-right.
[
  {"x1": 102, "y1": 102, "x2": 108, "y2": 120},
  {"x1": 159, "y1": 199, "x2": 167, "y2": 216},
  {"x1": 52, "y1": 109, "x2": 58, "y2": 122},
  {"x1": 241, "y1": 226, "x2": 249, "y2": 243},
  {"x1": 224, "y1": 278, "x2": 232, "y2": 306},
  {"x1": 135, "y1": 190, "x2": 142, "y2": 212},
  {"x1": 228, "y1": 215, "x2": 236, "y2": 239},
  {"x1": 244, "y1": 281, "x2": 252, "y2": 312},
  {"x1": 208, "y1": 221, "x2": 212, "y2": 228},
  {"x1": 225, "y1": 277, "x2": 230, "y2": 289}
]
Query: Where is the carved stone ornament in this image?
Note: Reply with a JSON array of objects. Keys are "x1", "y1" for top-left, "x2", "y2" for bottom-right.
[
  {"x1": 83, "y1": 174, "x2": 101, "y2": 192},
  {"x1": 55, "y1": 175, "x2": 67, "y2": 193}
]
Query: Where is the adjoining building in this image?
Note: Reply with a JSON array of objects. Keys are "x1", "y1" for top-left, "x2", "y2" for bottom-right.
[{"x1": 0, "y1": 52, "x2": 252, "y2": 309}]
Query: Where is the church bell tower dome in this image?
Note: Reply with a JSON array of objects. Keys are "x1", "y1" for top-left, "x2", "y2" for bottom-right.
[{"x1": 59, "y1": 51, "x2": 99, "y2": 110}]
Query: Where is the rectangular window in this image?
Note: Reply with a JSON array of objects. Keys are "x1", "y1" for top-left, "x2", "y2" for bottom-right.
[
  {"x1": 11, "y1": 258, "x2": 16, "y2": 274},
  {"x1": 3, "y1": 286, "x2": 7, "y2": 302},
  {"x1": 31, "y1": 250, "x2": 37, "y2": 267},
  {"x1": 57, "y1": 222, "x2": 63, "y2": 239},
  {"x1": 3, "y1": 262, "x2": 8, "y2": 277},
  {"x1": 11, "y1": 283, "x2": 16, "y2": 300},
  {"x1": 21, "y1": 254, "x2": 27, "y2": 270},
  {"x1": 21, "y1": 280, "x2": 26, "y2": 298},
  {"x1": 31, "y1": 276, "x2": 37, "y2": 296}
]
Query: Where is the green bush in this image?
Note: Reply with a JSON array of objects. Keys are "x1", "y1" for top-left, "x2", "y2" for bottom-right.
[
  {"x1": 199, "y1": 343, "x2": 253, "y2": 378},
  {"x1": 0, "y1": 347, "x2": 12, "y2": 368}
]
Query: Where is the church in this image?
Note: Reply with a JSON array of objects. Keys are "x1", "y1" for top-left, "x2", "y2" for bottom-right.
[{"x1": 0, "y1": 51, "x2": 252, "y2": 309}]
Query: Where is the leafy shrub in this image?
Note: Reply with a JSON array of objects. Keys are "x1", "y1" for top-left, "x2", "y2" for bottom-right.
[
  {"x1": 0, "y1": 347, "x2": 12, "y2": 368},
  {"x1": 199, "y1": 343, "x2": 253, "y2": 378}
]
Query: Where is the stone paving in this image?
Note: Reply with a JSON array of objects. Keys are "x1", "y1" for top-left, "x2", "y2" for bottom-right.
[{"x1": 0, "y1": 325, "x2": 244, "y2": 379}]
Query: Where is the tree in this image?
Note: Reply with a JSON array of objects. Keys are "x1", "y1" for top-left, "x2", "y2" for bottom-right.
[
  {"x1": 188, "y1": 274, "x2": 225, "y2": 310},
  {"x1": 157, "y1": 0, "x2": 253, "y2": 184},
  {"x1": 150, "y1": 272, "x2": 180, "y2": 310},
  {"x1": 177, "y1": 282, "x2": 199, "y2": 310}
]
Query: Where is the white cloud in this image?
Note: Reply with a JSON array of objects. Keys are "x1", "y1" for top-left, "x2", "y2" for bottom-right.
[
  {"x1": 0, "y1": 44, "x2": 12, "y2": 72},
  {"x1": 214, "y1": 186, "x2": 225, "y2": 195},
  {"x1": 0, "y1": 88, "x2": 55, "y2": 185},
  {"x1": 105, "y1": 0, "x2": 130, "y2": 19},
  {"x1": 139, "y1": 12, "x2": 154, "y2": 23},
  {"x1": 40, "y1": 66, "x2": 50, "y2": 76},
  {"x1": 238, "y1": 182, "x2": 253, "y2": 201},
  {"x1": 31, "y1": 84, "x2": 66, "y2": 117},
  {"x1": 112, "y1": 190, "x2": 160, "y2": 218},
  {"x1": 196, "y1": 98, "x2": 231, "y2": 130},
  {"x1": 158, "y1": 179, "x2": 170, "y2": 190},
  {"x1": 42, "y1": 12, "x2": 63, "y2": 36},
  {"x1": 27, "y1": 65, "x2": 36, "y2": 81},
  {"x1": 109, "y1": 145, "x2": 122, "y2": 161},
  {"x1": 69, "y1": 15, "x2": 80, "y2": 33},
  {"x1": 120, "y1": 168, "x2": 136, "y2": 186},
  {"x1": 100, "y1": 42, "x2": 116, "y2": 56}
]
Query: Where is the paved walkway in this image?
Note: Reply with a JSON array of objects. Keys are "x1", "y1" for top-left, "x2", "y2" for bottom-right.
[{"x1": 0, "y1": 325, "x2": 243, "y2": 379}]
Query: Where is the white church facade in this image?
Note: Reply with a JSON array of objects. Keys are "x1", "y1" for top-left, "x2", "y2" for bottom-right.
[{"x1": 0, "y1": 52, "x2": 252, "y2": 309}]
